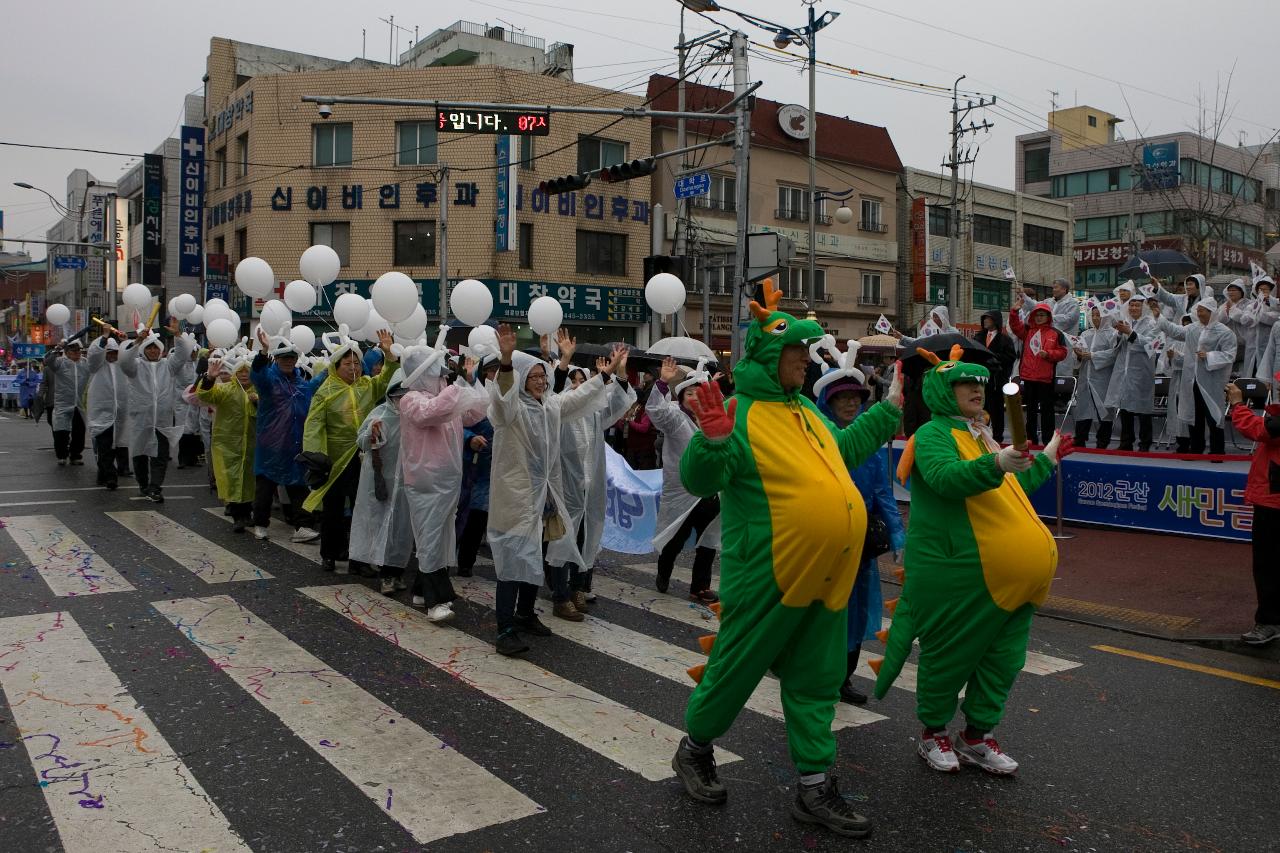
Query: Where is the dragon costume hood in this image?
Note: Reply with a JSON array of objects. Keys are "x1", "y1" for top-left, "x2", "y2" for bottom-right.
[{"x1": 733, "y1": 280, "x2": 826, "y2": 402}]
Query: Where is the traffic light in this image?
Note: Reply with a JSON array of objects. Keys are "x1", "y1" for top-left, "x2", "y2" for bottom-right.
[
  {"x1": 539, "y1": 173, "x2": 592, "y2": 195},
  {"x1": 599, "y1": 158, "x2": 657, "y2": 183}
]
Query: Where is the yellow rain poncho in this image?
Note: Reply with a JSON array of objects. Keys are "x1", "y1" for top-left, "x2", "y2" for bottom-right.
[
  {"x1": 195, "y1": 374, "x2": 258, "y2": 504},
  {"x1": 301, "y1": 355, "x2": 398, "y2": 512}
]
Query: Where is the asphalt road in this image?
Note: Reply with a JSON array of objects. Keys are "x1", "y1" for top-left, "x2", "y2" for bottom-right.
[{"x1": 0, "y1": 414, "x2": 1275, "y2": 853}]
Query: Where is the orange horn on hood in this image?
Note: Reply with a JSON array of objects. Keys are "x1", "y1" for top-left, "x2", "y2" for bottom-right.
[
  {"x1": 917, "y1": 347, "x2": 941, "y2": 365},
  {"x1": 748, "y1": 277, "x2": 783, "y2": 322}
]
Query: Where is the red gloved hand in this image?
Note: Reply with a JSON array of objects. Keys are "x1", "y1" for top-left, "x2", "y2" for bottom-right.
[
  {"x1": 1043, "y1": 430, "x2": 1075, "y2": 465},
  {"x1": 687, "y1": 381, "x2": 737, "y2": 443}
]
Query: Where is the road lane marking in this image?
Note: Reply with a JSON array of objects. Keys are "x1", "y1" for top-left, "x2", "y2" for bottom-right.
[
  {"x1": 203, "y1": 507, "x2": 321, "y2": 563},
  {"x1": 0, "y1": 515, "x2": 134, "y2": 596},
  {"x1": 0, "y1": 500, "x2": 77, "y2": 507},
  {"x1": 453, "y1": 578, "x2": 887, "y2": 730},
  {"x1": 127, "y1": 495, "x2": 193, "y2": 501},
  {"x1": 300, "y1": 583, "x2": 736, "y2": 781},
  {"x1": 153, "y1": 594, "x2": 542, "y2": 843},
  {"x1": 0, "y1": 611, "x2": 250, "y2": 853},
  {"x1": 0, "y1": 485, "x2": 209, "y2": 495},
  {"x1": 106, "y1": 511, "x2": 272, "y2": 583},
  {"x1": 1092, "y1": 644, "x2": 1280, "y2": 690}
]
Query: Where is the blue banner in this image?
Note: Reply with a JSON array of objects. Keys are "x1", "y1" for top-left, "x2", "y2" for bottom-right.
[
  {"x1": 602, "y1": 445, "x2": 663, "y2": 554},
  {"x1": 13, "y1": 344, "x2": 46, "y2": 358},
  {"x1": 179, "y1": 126, "x2": 206, "y2": 277},
  {"x1": 494, "y1": 136, "x2": 514, "y2": 252},
  {"x1": 1141, "y1": 141, "x2": 1180, "y2": 190}
]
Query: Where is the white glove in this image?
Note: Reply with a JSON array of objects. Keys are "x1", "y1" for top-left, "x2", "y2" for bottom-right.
[
  {"x1": 1042, "y1": 432, "x2": 1063, "y2": 466},
  {"x1": 884, "y1": 360, "x2": 904, "y2": 408},
  {"x1": 996, "y1": 444, "x2": 1033, "y2": 473}
]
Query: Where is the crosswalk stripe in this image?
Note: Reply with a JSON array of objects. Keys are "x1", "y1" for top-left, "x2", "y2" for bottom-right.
[
  {"x1": 611, "y1": 562, "x2": 1081, "y2": 677},
  {"x1": 0, "y1": 611, "x2": 250, "y2": 852},
  {"x1": 105, "y1": 511, "x2": 273, "y2": 583},
  {"x1": 300, "y1": 583, "x2": 739, "y2": 781},
  {"x1": 452, "y1": 578, "x2": 887, "y2": 730},
  {"x1": 0, "y1": 515, "x2": 135, "y2": 596},
  {"x1": 202, "y1": 507, "x2": 321, "y2": 563},
  {"x1": 153, "y1": 594, "x2": 543, "y2": 844}
]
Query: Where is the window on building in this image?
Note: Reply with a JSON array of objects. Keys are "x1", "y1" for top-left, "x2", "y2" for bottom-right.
[
  {"x1": 314, "y1": 123, "x2": 353, "y2": 167},
  {"x1": 782, "y1": 267, "x2": 826, "y2": 301},
  {"x1": 1024, "y1": 223, "x2": 1064, "y2": 255},
  {"x1": 519, "y1": 135, "x2": 535, "y2": 171},
  {"x1": 576, "y1": 229, "x2": 627, "y2": 276},
  {"x1": 397, "y1": 121, "x2": 437, "y2": 166},
  {"x1": 310, "y1": 222, "x2": 350, "y2": 266},
  {"x1": 860, "y1": 272, "x2": 882, "y2": 305},
  {"x1": 213, "y1": 235, "x2": 225, "y2": 257},
  {"x1": 1087, "y1": 114, "x2": 1098, "y2": 128},
  {"x1": 1023, "y1": 148, "x2": 1050, "y2": 183},
  {"x1": 576, "y1": 136, "x2": 626, "y2": 174},
  {"x1": 216, "y1": 146, "x2": 227, "y2": 188},
  {"x1": 235, "y1": 228, "x2": 247, "y2": 263},
  {"x1": 859, "y1": 198, "x2": 883, "y2": 231},
  {"x1": 1064, "y1": 173, "x2": 1087, "y2": 196},
  {"x1": 928, "y1": 205, "x2": 951, "y2": 238},
  {"x1": 518, "y1": 223, "x2": 533, "y2": 268},
  {"x1": 972, "y1": 213, "x2": 1012, "y2": 247},
  {"x1": 972, "y1": 278, "x2": 1012, "y2": 311},
  {"x1": 704, "y1": 254, "x2": 736, "y2": 294},
  {"x1": 129, "y1": 196, "x2": 142, "y2": 226},
  {"x1": 928, "y1": 271, "x2": 950, "y2": 305},
  {"x1": 708, "y1": 174, "x2": 736, "y2": 211},
  {"x1": 237, "y1": 133, "x2": 249, "y2": 177},
  {"x1": 777, "y1": 186, "x2": 806, "y2": 221},
  {"x1": 394, "y1": 221, "x2": 436, "y2": 266}
]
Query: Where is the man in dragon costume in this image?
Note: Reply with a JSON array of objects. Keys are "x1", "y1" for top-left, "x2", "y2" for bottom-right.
[
  {"x1": 670, "y1": 279, "x2": 902, "y2": 838},
  {"x1": 871, "y1": 344, "x2": 1069, "y2": 775}
]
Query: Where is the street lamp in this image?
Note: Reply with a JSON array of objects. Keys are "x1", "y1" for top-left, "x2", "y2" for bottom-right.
[
  {"x1": 13, "y1": 181, "x2": 71, "y2": 216},
  {"x1": 682, "y1": 0, "x2": 839, "y2": 310}
]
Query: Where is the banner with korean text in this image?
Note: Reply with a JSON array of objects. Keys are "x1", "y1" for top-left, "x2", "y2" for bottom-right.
[{"x1": 602, "y1": 445, "x2": 663, "y2": 554}]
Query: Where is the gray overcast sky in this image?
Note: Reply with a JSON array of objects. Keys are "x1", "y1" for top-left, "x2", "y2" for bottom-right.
[{"x1": 2, "y1": 0, "x2": 1274, "y2": 259}]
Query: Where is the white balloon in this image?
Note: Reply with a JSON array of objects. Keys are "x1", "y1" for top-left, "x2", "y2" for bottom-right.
[
  {"x1": 370, "y1": 271, "x2": 419, "y2": 323},
  {"x1": 260, "y1": 299, "x2": 292, "y2": 336},
  {"x1": 123, "y1": 282, "x2": 152, "y2": 310},
  {"x1": 449, "y1": 279, "x2": 493, "y2": 327},
  {"x1": 290, "y1": 325, "x2": 316, "y2": 353},
  {"x1": 186, "y1": 305, "x2": 205, "y2": 325},
  {"x1": 46, "y1": 303, "x2": 70, "y2": 326},
  {"x1": 467, "y1": 324, "x2": 499, "y2": 357},
  {"x1": 392, "y1": 303, "x2": 428, "y2": 340},
  {"x1": 283, "y1": 279, "x2": 317, "y2": 313},
  {"x1": 527, "y1": 295, "x2": 563, "y2": 336},
  {"x1": 360, "y1": 307, "x2": 391, "y2": 342},
  {"x1": 206, "y1": 317, "x2": 238, "y2": 349},
  {"x1": 645, "y1": 272, "x2": 686, "y2": 315},
  {"x1": 298, "y1": 244, "x2": 341, "y2": 287},
  {"x1": 204, "y1": 298, "x2": 231, "y2": 320},
  {"x1": 235, "y1": 257, "x2": 276, "y2": 299},
  {"x1": 333, "y1": 293, "x2": 370, "y2": 331},
  {"x1": 167, "y1": 297, "x2": 180, "y2": 318},
  {"x1": 174, "y1": 293, "x2": 197, "y2": 316}
]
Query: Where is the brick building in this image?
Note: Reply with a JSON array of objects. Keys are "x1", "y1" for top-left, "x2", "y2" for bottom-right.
[{"x1": 202, "y1": 33, "x2": 653, "y2": 342}]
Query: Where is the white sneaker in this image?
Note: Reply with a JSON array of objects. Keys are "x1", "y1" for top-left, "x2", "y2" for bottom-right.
[
  {"x1": 954, "y1": 732, "x2": 1018, "y2": 775},
  {"x1": 252, "y1": 526, "x2": 269, "y2": 541},
  {"x1": 917, "y1": 731, "x2": 960, "y2": 773},
  {"x1": 411, "y1": 595, "x2": 426, "y2": 607},
  {"x1": 334, "y1": 562, "x2": 349, "y2": 575},
  {"x1": 379, "y1": 578, "x2": 395, "y2": 595},
  {"x1": 291, "y1": 527, "x2": 320, "y2": 543},
  {"x1": 584, "y1": 592, "x2": 597, "y2": 603},
  {"x1": 426, "y1": 604, "x2": 454, "y2": 623}
]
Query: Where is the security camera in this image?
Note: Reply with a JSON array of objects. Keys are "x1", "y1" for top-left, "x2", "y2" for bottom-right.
[{"x1": 318, "y1": 103, "x2": 333, "y2": 119}]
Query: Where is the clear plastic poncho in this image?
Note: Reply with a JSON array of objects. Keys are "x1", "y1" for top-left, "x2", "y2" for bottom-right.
[
  {"x1": 118, "y1": 333, "x2": 197, "y2": 457},
  {"x1": 349, "y1": 370, "x2": 414, "y2": 569}
]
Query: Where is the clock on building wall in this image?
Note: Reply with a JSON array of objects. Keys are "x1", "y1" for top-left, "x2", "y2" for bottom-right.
[{"x1": 777, "y1": 104, "x2": 811, "y2": 140}]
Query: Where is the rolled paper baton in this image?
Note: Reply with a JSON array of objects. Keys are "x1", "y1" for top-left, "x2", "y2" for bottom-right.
[
  {"x1": 145, "y1": 302, "x2": 161, "y2": 329},
  {"x1": 1002, "y1": 381, "x2": 1027, "y2": 451}
]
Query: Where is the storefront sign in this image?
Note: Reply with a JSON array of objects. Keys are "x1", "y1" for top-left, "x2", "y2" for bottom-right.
[
  {"x1": 179, "y1": 126, "x2": 206, "y2": 277},
  {"x1": 1206, "y1": 241, "x2": 1265, "y2": 270},
  {"x1": 209, "y1": 91, "x2": 253, "y2": 141},
  {"x1": 494, "y1": 136, "x2": 517, "y2": 252},
  {"x1": 142, "y1": 154, "x2": 164, "y2": 287},
  {"x1": 910, "y1": 196, "x2": 927, "y2": 302},
  {"x1": 1073, "y1": 238, "x2": 1182, "y2": 267},
  {"x1": 1141, "y1": 141, "x2": 1180, "y2": 190},
  {"x1": 86, "y1": 192, "x2": 107, "y2": 244}
]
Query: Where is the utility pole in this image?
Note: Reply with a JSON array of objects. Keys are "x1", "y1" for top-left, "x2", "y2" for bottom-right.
[
  {"x1": 438, "y1": 164, "x2": 449, "y2": 325},
  {"x1": 730, "y1": 30, "x2": 751, "y2": 366},
  {"x1": 805, "y1": 0, "x2": 819, "y2": 311},
  {"x1": 943, "y1": 76, "x2": 994, "y2": 322},
  {"x1": 674, "y1": 4, "x2": 688, "y2": 341}
]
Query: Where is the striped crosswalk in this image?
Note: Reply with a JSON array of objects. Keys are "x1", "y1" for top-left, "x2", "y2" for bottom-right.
[{"x1": 0, "y1": 504, "x2": 1087, "y2": 850}]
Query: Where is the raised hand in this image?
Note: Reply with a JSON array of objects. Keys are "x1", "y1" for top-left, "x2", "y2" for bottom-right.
[
  {"x1": 884, "y1": 360, "x2": 904, "y2": 408},
  {"x1": 376, "y1": 328, "x2": 394, "y2": 355},
  {"x1": 462, "y1": 356, "x2": 478, "y2": 383},
  {"x1": 556, "y1": 328, "x2": 576, "y2": 363},
  {"x1": 206, "y1": 358, "x2": 222, "y2": 377},
  {"x1": 370, "y1": 420, "x2": 383, "y2": 444},
  {"x1": 686, "y1": 381, "x2": 736, "y2": 443},
  {"x1": 1042, "y1": 430, "x2": 1074, "y2": 465},
  {"x1": 610, "y1": 343, "x2": 628, "y2": 376},
  {"x1": 166, "y1": 317, "x2": 179, "y2": 335},
  {"x1": 497, "y1": 323, "x2": 516, "y2": 362},
  {"x1": 257, "y1": 327, "x2": 270, "y2": 350},
  {"x1": 595, "y1": 356, "x2": 610, "y2": 374},
  {"x1": 659, "y1": 356, "x2": 680, "y2": 385}
]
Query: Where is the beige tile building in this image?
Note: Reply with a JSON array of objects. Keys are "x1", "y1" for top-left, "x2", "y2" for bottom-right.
[{"x1": 202, "y1": 35, "x2": 653, "y2": 342}]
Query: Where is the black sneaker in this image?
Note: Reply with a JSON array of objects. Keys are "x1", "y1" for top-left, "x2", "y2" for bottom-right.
[
  {"x1": 791, "y1": 777, "x2": 872, "y2": 838},
  {"x1": 104, "y1": 480, "x2": 118, "y2": 491},
  {"x1": 147, "y1": 489, "x2": 164, "y2": 504},
  {"x1": 514, "y1": 613, "x2": 553, "y2": 637},
  {"x1": 232, "y1": 519, "x2": 246, "y2": 533},
  {"x1": 655, "y1": 569, "x2": 672, "y2": 594},
  {"x1": 671, "y1": 736, "x2": 727, "y2": 804},
  {"x1": 495, "y1": 630, "x2": 529, "y2": 657},
  {"x1": 322, "y1": 559, "x2": 337, "y2": 573},
  {"x1": 839, "y1": 682, "x2": 868, "y2": 705},
  {"x1": 456, "y1": 566, "x2": 473, "y2": 578},
  {"x1": 70, "y1": 458, "x2": 84, "y2": 466}
]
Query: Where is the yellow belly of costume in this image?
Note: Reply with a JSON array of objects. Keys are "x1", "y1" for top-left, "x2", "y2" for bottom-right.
[
  {"x1": 748, "y1": 401, "x2": 867, "y2": 610},
  {"x1": 952, "y1": 427, "x2": 1058, "y2": 610}
]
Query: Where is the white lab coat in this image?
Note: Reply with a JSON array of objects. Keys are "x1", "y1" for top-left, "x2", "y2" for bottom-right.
[
  {"x1": 349, "y1": 389, "x2": 415, "y2": 570},
  {"x1": 118, "y1": 333, "x2": 197, "y2": 457},
  {"x1": 399, "y1": 375, "x2": 489, "y2": 573},
  {"x1": 487, "y1": 352, "x2": 608, "y2": 585},
  {"x1": 1157, "y1": 313, "x2": 1238, "y2": 428},
  {"x1": 1104, "y1": 315, "x2": 1158, "y2": 415},
  {"x1": 645, "y1": 385, "x2": 722, "y2": 553},
  {"x1": 45, "y1": 352, "x2": 89, "y2": 432},
  {"x1": 547, "y1": 374, "x2": 636, "y2": 570},
  {"x1": 86, "y1": 339, "x2": 128, "y2": 442}
]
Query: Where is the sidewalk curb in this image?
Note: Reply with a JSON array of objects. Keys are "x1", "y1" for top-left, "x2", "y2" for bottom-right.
[{"x1": 1035, "y1": 607, "x2": 1280, "y2": 662}]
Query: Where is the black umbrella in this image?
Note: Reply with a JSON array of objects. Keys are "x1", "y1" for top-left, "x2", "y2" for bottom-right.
[
  {"x1": 1117, "y1": 249, "x2": 1197, "y2": 281},
  {"x1": 897, "y1": 332, "x2": 995, "y2": 379}
]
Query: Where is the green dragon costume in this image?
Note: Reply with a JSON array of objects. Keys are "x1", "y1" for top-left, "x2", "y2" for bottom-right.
[
  {"x1": 871, "y1": 345, "x2": 1057, "y2": 735},
  {"x1": 679, "y1": 281, "x2": 901, "y2": 774}
]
